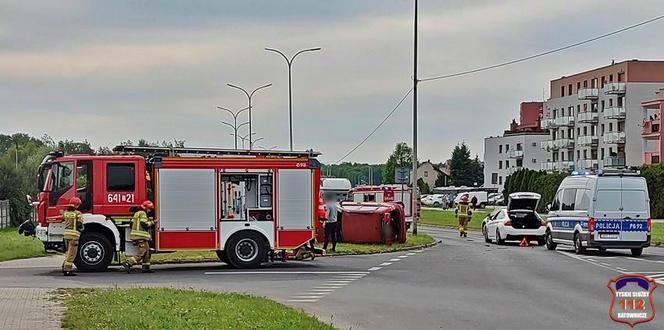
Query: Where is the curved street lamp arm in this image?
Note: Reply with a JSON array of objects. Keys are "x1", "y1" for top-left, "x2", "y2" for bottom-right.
[
  {"x1": 265, "y1": 47, "x2": 290, "y2": 64},
  {"x1": 217, "y1": 106, "x2": 236, "y2": 118},
  {"x1": 292, "y1": 47, "x2": 322, "y2": 62},
  {"x1": 237, "y1": 121, "x2": 250, "y2": 130},
  {"x1": 220, "y1": 121, "x2": 235, "y2": 130},
  {"x1": 227, "y1": 83, "x2": 250, "y2": 98},
  {"x1": 250, "y1": 83, "x2": 272, "y2": 98}
]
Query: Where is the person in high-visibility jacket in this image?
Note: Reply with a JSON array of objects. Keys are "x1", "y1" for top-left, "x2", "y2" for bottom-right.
[
  {"x1": 123, "y1": 200, "x2": 155, "y2": 273},
  {"x1": 62, "y1": 197, "x2": 83, "y2": 276},
  {"x1": 455, "y1": 195, "x2": 473, "y2": 237}
]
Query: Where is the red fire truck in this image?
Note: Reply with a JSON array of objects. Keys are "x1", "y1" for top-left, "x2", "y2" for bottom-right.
[
  {"x1": 32, "y1": 146, "x2": 321, "y2": 270},
  {"x1": 349, "y1": 185, "x2": 420, "y2": 229}
]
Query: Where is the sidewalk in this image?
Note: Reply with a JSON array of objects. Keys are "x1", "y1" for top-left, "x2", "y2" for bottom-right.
[
  {"x1": 0, "y1": 288, "x2": 62, "y2": 329},
  {"x1": 0, "y1": 255, "x2": 63, "y2": 269}
]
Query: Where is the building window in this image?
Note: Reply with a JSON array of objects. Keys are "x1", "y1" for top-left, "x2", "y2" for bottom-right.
[
  {"x1": 506, "y1": 160, "x2": 510, "y2": 168},
  {"x1": 424, "y1": 171, "x2": 428, "y2": 178},
  {"x1": 516, "y1": 143, "x2": 522, "y2": 151},
  {"x1": 569, "y1": 106, "x2": 574, "y2": 116},
  {"x1": 499, "y1": 176, "x2": 503, "y2": 185},
  {"x1": 516, "y1": 159, "x2": 523, "y2": 167},
  {"x1": 609, "y1": 74, "x2": 613, "y2": 82},
  {"x1": 601, "y1": 124, "x2": 605, "y2": 135},
  {"x1": 609, "y1": 123, "x2": 613, "y2": 132},
  {"x1": 617, "y1": 97, "x2": 623, "y2": 107},
  {"x1": 601, "y1": 76, "x2": 606, "y2": 88},
  {"x1": 583, "y1": 126, "x2": 588, "y2": 135},
  {"x1": 532, "y1": 158, "x2": 537, "y2": 164},
  {"x1": 591, "y1": 126, "x2": 596, "y2": 136},
  {"x1": 577, "y1": 127, "x2": 581, "y2": 136},
  {"x1": 532, "y1": 142, "x2": 537, "y2": 147},
  {"x1": 601, "y1": 100, "x2": 605, "y2": 110},
  {"x1": 577, "y1": 105, "x2": 581, "y2": 113},
  {"x1": 609, "y1": 98, "x2": 613, "y2": 107},
  {"x1": 498, "y1": 161, "x2": 502, "y2": 169},
  {"x1": 618, "y1": 72, "x2": 624, "y2": 82},
  {"x1": 601, "y1": 148, "x2": 605, "y2": 158},
  {"x1": 568, "y1": 84, "x2": 572, "y2": 95},
  {"x1": 583, "y1": 80, "x2": 588, "y2": 88},
  {"x1": 491, "y1": 173, "x2": 498, "y2": 184},
  {"x1": 577, "y1": 82, "x2": 581, "y2": 90},
  {"x1": 505, "y1": 144, "x2": 510, "y2": 151},
  {"x1": 583, "y1": 150, "x2": 588, "y2": 159},
  {"x1": 561, "y1": 86, "x2": 565, "y2": 97},
  {"x1": 499, "y1": 145, "x2": 502, "y2": 153}
]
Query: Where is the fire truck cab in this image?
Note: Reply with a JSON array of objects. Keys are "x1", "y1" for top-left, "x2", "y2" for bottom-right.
[{"x1": 33, "y1": 146, "x2": 321, "y2": 271}]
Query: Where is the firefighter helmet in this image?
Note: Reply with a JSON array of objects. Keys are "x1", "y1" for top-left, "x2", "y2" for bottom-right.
[
  {"x1": 68, "y1": 197, "x2": 82, "y2": 208},
  {"x1": 461, "y1": 194, "x2": 469, "y2": 202},
  {"x1": 141, "y1": 200, "x2": 154, "y2": 210}
]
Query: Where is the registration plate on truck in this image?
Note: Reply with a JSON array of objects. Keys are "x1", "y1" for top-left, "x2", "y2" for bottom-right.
[{"x1": 600, "y1": 233, "x2": 619, "y2": 239}]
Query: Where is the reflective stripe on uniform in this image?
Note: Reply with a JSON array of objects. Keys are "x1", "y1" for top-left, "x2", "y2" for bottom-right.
[{"x1": 63, "y1": 229, "x2": 80, "y2": 239}]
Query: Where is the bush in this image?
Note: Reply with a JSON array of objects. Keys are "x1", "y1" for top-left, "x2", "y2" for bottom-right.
[
  {"x1": 641, "y1": 164, "x2": 664, "y2": 219},
  {"x1": 504, "y1": 169, "x2": 566, "y2": 213}
]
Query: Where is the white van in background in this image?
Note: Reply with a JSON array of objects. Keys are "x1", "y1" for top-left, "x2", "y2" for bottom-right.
[
  {"x1": 454, "y1": 191, "x2": 488, "y2": 208},
  {"x1": 545, "y1": 170, "x2": 651, "y2": 257},
  {"x1": 321, "y1": 178, "x2": 352, "y2": 201}
]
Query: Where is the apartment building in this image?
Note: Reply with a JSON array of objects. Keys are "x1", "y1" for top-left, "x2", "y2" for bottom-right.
[
  {"x1": 642, "y1": 88, "x2": 664, "y2": 165},
  {"x1": 541, "y1": 60, "x2": 664, "y2": 171},
  {"x1": 484, "y1": 102, "x2": 550, "y2": 191}
]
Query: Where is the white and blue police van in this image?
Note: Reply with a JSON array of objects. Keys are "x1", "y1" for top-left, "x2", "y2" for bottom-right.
[{"x1": 544, "y1": 170, "x2": 651, "y2": 257}]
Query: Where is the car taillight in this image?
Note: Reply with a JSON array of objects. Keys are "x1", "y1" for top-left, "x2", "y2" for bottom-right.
[
  {"x1": 588, "y1": 217, "x2": 595, "y2": 233},
  {"x1": 647, "y1": 218, "x2": 652, "y2": 232},
  {"x1": 504, "y1": 219, "x2": 512, "y2": 226}
]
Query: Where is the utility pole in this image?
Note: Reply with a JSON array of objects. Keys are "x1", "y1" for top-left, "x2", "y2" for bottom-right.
[{"x1": 411, "y1": 0, "x2": 419, "y2": 235}]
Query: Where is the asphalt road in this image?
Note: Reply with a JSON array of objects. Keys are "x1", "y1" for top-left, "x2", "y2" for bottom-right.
[{"x1": 1, "y1": 226, "x2": 663, "y2": 329}]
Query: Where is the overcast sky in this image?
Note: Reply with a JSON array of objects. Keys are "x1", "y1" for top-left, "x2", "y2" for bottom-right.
[{"x1": 1, "y1": 0, "x2": 663, "y2": 164}]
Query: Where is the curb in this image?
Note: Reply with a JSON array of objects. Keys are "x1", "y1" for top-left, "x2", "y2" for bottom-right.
[{"x1": 151, "y1": 240, "x2": 441, "y2": 264}]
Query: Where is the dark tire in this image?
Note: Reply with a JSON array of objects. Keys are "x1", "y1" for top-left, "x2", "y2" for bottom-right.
[
  {"x1": 226, "y1": 231, "x2": 268, "y2": 269},
  {"x1": 537, "y1": 237, "x2": 546, "y2": 246},
  {"x1": 573, "y1": 232, "x2": 585, "y2": 254},
  {"x1": 630, "y1": 248, "x2": 643, "y2": 257},
  {"x1": 483, "y1": 226, "x2": 491, "y2": 243},
  {"x1": 74, "y1": 232, "x2": 113, "y2": 272},
  {"x1": 496, "y1": 229, "x2": 504, "y2": 245},
  {"x1": 215, "y1": 250, "x2": 230, "y2": 264},
  {"x1": 433, "y1": 202, "x2": 441, "y2": 208},
  {"x1": 545, "y1": 230, "x2": 557, "y2": 250}
]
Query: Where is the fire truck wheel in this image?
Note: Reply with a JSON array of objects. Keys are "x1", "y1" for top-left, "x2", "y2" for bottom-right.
[
  {"x1": 74, "y1": 232, "x2": 113, "y2": 272},
  {"x1": 215, "y1": 250, "x2": 230, "y2": 265},
  {"x1": 226, "y1": 231, "x2": 268, "y2": 269}
]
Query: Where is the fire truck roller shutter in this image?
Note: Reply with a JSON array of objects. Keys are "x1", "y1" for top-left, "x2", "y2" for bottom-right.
[
  {"x1": 157, "y1": 169, "x2": 217, "y2": 249},
  {"x1": 277, "y1": 169, "x2": 314, "y2": 247}
]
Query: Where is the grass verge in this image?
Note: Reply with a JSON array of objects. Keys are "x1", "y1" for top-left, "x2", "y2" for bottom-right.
[
  {"x1": 420, "y1": 209, "x2": 490, "y2": 231},
  {"x1": 151, "y1": 232, "x2": 436, "y2": 263},
  {"x1": 652, "y1": 223, "x2": 663, "y2": 246},
  {"x1": 58, "y1": 288, "x2": 333, "y2": 330},
  {"x1": 317, "y1": 232, "x2": 435, "y2": 255},
  {"x1": 0, "y1": 227, "x2": 45, "y2": 262}
]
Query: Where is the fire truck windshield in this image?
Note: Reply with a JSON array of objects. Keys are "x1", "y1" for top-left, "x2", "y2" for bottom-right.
[{"x1": 37, "y1": 152, "x2": 61, "y2": 192}]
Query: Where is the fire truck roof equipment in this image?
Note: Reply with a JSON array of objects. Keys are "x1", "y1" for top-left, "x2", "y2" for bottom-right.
[{"x1": 112, "y1": 145, "x2": 321, "y2": 158}]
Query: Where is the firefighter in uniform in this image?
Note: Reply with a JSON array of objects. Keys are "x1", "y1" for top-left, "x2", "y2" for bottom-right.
[
  {"x1": 124, "y1": 200, "x2": 155, "y2": 273},
  {"x1": 62, "y1": 197, "x2": 83, "y2": 276},
  {"x1": 455, "y1": 195, "x2": 473, "y2": 237}
]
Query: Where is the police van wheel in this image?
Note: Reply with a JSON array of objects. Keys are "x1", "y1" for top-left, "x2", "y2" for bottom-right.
[
  {"x1": 74, "y1": 232, "x2": 113, "y2": 272},
  {"x1": 573, "y1": 233, "x2": 585, "y2": 254},
  {"x1": 215, "y1": 250, "x2": 230, "y2": 265},
  {"x1": 630, "y1": 248, "x2": 643, "y2": 257},
  {"x1": 545, "y1": 231, "x2": 557, "y2": 250},
  {"x1": 227, "y1": 231, "x2": 268, "y2": 269},
  {"x1": 483, "y1": 226, "x2": 491, "y2": 243}
]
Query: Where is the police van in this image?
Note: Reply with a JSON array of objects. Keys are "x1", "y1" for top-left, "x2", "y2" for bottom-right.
[{"x1": 544, "y1": 170, "x2": 652, "y2": 257}]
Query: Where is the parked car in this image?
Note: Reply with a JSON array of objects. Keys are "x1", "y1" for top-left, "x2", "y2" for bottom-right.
[
  {"x1": 422, "y1": 194, "x2": 447, "y2": 207},
  {"x1": 544, "y1": 170, "x2": 651, "y2": 257},
  {"x1": 482, "y1": 192, "x2": 546, "y2": 245},
  {"x1": 487, "y1": 193, "x2": 504, "y2": 206}
]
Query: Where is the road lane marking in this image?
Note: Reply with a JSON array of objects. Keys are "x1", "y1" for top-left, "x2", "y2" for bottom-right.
[
  {"x1": 368, "y1": 266, "x2": 382, "y2": 271},
  {"x1": 204, "y1": 271, "x2": 369, "y2": 275},
  {"x1": 286, "y1": 299, "x2": 318, "y2": 303},
  {"x1": 325, "y1": 280, "x2": 353, "y2": 284},
  {"x1": 292, "y1": 295, "x2": 324, "y2": 299},
  {"x1": 398, "y1": 255, "x2": 409, "y2": 259},
  {"x1": 307, "y1": 289, "x2": 334, "y2": 292},
  {"x1": 616, "y1": 267, "x2": 628, "y2": 271},
  {"x1": 379, "y1": 262, "x2": 392, "y2": 266},
  {"x1": 599, "y1": 262, "x2": 612, "y2": 267},
  {"x1": 389, "y1": 258, "x2": 401, "y2": 262},
  {"x1": 406, "y1": 252, "x2": 416, "y2": 256}
]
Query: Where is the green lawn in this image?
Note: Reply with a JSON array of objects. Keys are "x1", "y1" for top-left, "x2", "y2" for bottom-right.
[
  {"x1": 652, "y1": 223, "x2": 664, "y2": 246},
  {"x1": 59, "y1": 288, "x2": 333, "y2": 330},
  {"x1": 0, "y1": 227, "x2": 45, "y2": 262},
  {"x1": 420, "y1": 209, "x2": 491, "y2": 230}
]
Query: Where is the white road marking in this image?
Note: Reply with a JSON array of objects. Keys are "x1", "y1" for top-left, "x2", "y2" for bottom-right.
[
  {"x1": 368, "y1": 266, "x2": 382, "y2": 271},
  {"x1": 627, "y1": 257, "x2": 642, "y2": 261},
  {"x1": 292, "y1": 295, "x2": 324, "y2": 299},
  {"x1": 615, "y1": 267, "x2": 628, "y2": 271},
  {"x1": 599, "y1": 262, "x2": 612, "y2": 267},
  {"x1": 204, "y1": 271, "x2": 369, "y2": 275},
  {"x1": 307, "y1": 289, "x2": 334, "y2": 292},
  {"x1": 406, "y1": 252, "x2": 416, "y2": 256},
  {"x1": 648, "y1": 273, "x2": 664, "y2": 278},
  {"x1": 325, "y1": 280, "x2": 353, "y2": 284},
  {"x1": 398, "y1": 255, "x2": 409, "y2": 259},
  {"x1": 389, "y1": 258, "x2": 401, "y2": 262},
  {"x1": 414, "y1": 250, "x2": 424, "y2": 253},
  {"x1": 379, "y1": 262, "x2": 392, "y2": 266},
  {"x1": 557, "y1": 251, "x2": 624, "y2": 274},
  {"x1": 286, "y1": 299, "x2": 319, "y2": 303}
]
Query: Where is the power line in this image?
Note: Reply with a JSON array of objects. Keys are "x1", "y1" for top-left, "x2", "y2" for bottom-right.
[
  {"x1": 335, "y1": 88, "x2": 413, "y2": 163},
  {"x1": 419, "y1": 14, "x2": 664, "y2": 82}
]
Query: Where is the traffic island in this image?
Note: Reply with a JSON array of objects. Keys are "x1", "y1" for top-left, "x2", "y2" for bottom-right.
[
  {"x1": 57, "y1": 288, "x2": 334, "y2": 330},
  {"x1": 150, "y1": 232, "x2": 436, "y2": 264}
]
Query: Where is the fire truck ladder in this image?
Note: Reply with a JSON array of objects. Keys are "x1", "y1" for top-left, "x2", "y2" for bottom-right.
[{"x1": 113, "y1": 145, "x2": 321, "y2": 158}]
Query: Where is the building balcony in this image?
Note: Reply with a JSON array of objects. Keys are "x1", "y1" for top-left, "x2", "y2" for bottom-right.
[
  {"x1": 604, "y1": 107, "x2": 626, "y2": 120},
  {"x1": 642, "y1": 119, "x2": 661, "y2": 139},
  {"x1": 603, "y1": 156, "x2": 626, "y2": 168},
  {"x1": 577, "y1": 135, "x2": 599, "y2": 147},
  {"x1": 578, "y1": 88, "x2": 599, "y2": 100},
  {"x1": 541, "y1": 161, "x2": 574, "y2": 172},
  {"x1": 577, "y1": 159, "x2": 599, "y2": 170},
  {"x1": 553, "y1": 138, "x2": 575, "y2": 149},
  {"x1": 508, "y1": 149, "x2": 524, "y2": 159},
  {"x1": 604, "y1": 82, "x2": 626, "y2": 94},
  {"x1": 507, "y1": 166, "x2": 523, "y2": 175},
  {"x1": 540, "y1": 140, "x2": 555, "y2": 151},
  {"x1": 645, "y1": 152, "x2": 661, "y2": 165},
  {"x1": 577, "y1": 111, "x2": 599, "y2": 123},
  {"x1": 553, "y1": 116, "x2": 575, "y2": 127},
  {"x1": 541, "y1": 118, "x2": 555, "y2": 129},
  {"x1": 603, "y1": 132, "x2": 626, "y2": 144}
]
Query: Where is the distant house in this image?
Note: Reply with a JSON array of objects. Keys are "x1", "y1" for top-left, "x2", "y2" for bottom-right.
[{"x1": 417, "y1": 161, "x2": 450, "y2": 189}]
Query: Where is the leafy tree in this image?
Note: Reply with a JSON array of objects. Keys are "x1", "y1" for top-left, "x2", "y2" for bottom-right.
[
  {"x1": 449, "y1": 143, "x2": 482, "y2": 187},
  {"x1": 417, "y1": 178, "x2": 431, "y2": 194},
  {"x1": 641, "y1": 164, "x2": 664, "y2": 218},
  {"x1": 383, "y1": 142, "x2": 413, "y2": 184},
  {"x1": 321, "y1": 163, "x2": 384, "y2": 186},
  {"x1": 434, "y1": 172, "x2": 449, "y2": 187}
]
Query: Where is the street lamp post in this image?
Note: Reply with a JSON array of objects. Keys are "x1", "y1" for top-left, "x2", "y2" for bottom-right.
[
  {"x1": 265, "y1": 47, "x2": 321, "y2": 151},
  {"x1": 238, "y1": 132, "x2": 258, "y2": 149},
  {"x1": 227, "y1": 83, "x2": 272, "y2": 150},
  {"x1": 218, "y1": 106, "x2": 250, "y2": 149}
]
